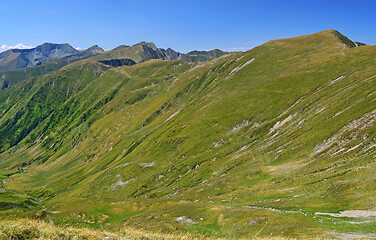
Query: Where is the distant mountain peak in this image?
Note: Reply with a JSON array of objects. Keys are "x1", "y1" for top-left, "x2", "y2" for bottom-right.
[
  {"x1": 113, "y1": 45, "x2": 129, "y2": 51},
  {"x1": 134, "y1": 41, "x2": 158, "y2": 50},
  {"x1": 85, "y1": 45, "x2": 105, "y2": 52},
  {"x1": 0, "y1": 43, "x2": 106, "y2": 72},
  {"x1": 0, "y1": 43, "x2": 79, "y2": 71}
]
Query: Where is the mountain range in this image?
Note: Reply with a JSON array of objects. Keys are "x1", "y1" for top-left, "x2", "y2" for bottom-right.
[{"x1": 0, "y1": 30, "x2": 375, "y2": 238}]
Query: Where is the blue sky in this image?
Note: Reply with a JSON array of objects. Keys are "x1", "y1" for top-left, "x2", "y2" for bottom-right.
[{"x1": 1, "y1": 0, "x2": 375, "y2": 53}]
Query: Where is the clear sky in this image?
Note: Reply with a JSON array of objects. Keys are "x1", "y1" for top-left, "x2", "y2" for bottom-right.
[{"x1": 1, "y1": 0, "x2": 375, "y2": 53}]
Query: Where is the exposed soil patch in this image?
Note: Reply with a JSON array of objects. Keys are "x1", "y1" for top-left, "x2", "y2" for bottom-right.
[{"x1": 316, "y1": 210, "x2": 376, "y2": 218}]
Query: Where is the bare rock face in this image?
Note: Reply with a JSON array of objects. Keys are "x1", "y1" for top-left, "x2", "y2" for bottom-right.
[{"x1": 22, "y1": 43, "x2": 79, "y2": 67}]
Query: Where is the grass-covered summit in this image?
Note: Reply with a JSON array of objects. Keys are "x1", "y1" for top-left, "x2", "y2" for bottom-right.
[{"x1": 0, "y1": 30, "x2": 375, "y2": 238}]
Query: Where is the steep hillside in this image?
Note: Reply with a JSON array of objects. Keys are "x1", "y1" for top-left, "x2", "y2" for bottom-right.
[
  {"x1": 0, "y1": 59, "x2": 70, "y2": 89},
  {"x1": 0, "y1": 30, "x2": 375, "y2": 238}
]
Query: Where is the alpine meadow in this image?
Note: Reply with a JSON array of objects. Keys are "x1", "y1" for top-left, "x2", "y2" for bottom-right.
[{"x1": 0, "y1": 28, "x2": 375, "y2": 239}]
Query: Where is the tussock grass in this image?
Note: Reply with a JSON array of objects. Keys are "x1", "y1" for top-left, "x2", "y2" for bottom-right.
[
  {"x1": 0, "y1": 218, "x2": 217, "y2": 240},
  {"x1": 0, "y1": 218, "x2": 117, "y2": 239}
]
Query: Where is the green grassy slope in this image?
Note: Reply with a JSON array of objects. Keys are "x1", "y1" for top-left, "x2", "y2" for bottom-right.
[
  {"x1": 0, "y1": 30, "x2": 375, "y2": 238},
  {"x1": 0, "y1": 59, "x2": 70, "y2": 89}
]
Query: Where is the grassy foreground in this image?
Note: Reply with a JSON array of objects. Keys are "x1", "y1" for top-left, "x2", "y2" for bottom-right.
[{"x1": 0, "y1": 218, "x2": 218, "y2": 240}]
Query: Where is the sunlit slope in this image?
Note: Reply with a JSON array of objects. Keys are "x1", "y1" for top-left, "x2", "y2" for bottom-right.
[{"x1": 1, "y1": 30, "x2": 375, "y2": 237}]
